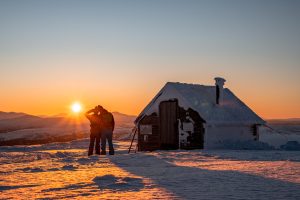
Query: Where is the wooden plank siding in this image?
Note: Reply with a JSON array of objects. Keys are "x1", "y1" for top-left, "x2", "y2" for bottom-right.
[
  {"x1": 159, "y1": 100, "x2": 179, "y2": 150},
  {"x1": 137, "y1": 100, "x2": 205, "y2": 151},
  {"x1": 138, "y1": 113, "x2": 160, "y2": 151}
]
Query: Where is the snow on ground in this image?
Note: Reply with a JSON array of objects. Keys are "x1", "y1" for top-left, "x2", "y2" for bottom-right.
[
  {"x1": 0, "y1": 124, "x2": 131, "y2": 141},
  {"x1": 0, "y1": 127, "x2": 87, "y2": 141},
  {"x1": 260, "y1": 126, "x2": 300, "y2": 148},
  {"x1": 0, "y1": 139, "x2": 299, "y2": 200}
]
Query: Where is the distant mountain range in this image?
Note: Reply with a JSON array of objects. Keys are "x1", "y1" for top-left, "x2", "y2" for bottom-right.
[
  {"x1": 0, "y1": 111, "x2": 136, "y2": 134},
  {"x1": 0, "y1": 111, "x2": 136, "y2": 146},
  {"x1": 0, "y1": 111, "x2": 31, "y2": 120},
  {"x1": 0, "y1": 111, "x2": 299, "y2": 134},
  {"x1": 0, "y1": 112, "x2": 65, "y2": 133},
  {"x1": 0, "y1": 111, "x2": 299, "y2": 146},
  {"x1": 266, "y1": 118, "x2": 300, "y2": 125}
]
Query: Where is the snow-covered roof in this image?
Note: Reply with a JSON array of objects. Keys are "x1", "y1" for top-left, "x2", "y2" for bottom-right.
[{"x1": 135, "y1": 82, "x2": 265, "y2": 125}]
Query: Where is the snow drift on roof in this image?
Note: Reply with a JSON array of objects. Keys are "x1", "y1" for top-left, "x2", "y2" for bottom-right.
[{"x1": 135, "y1": 82, "x2": 265, "y2": 125}]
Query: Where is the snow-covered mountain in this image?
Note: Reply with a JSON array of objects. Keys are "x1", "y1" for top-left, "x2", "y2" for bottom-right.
[
  {"x1": 0, "y1": 111, "x2": 30, "y2": 120},
  {"x1": 0, "y1": 114, "x2": 62, "y2": 133},
  {"x1": 1, "y1": 110, "x2": 300, "y2": 148},
  {"x1": 0, "y1": 111, "x2": 136, "y2": 146}
]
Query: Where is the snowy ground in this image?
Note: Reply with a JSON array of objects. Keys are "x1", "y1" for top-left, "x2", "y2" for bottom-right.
[{"x1": 0, "y1": 139, "x2": 299, "y2": 200}]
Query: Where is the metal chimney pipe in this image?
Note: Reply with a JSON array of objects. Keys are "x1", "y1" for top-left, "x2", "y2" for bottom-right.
[{"x1": 214, "y1": 77, "x2": 226, "y2": 105}]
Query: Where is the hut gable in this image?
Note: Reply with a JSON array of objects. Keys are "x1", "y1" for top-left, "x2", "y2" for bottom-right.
[{"x1": 135, "y1": 82, "x2": 265, "y2": 125}]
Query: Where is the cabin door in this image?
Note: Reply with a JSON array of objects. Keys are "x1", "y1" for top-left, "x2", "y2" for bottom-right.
[{"x1": 159, "y1": 100, "x2": 179, "y2": 149}]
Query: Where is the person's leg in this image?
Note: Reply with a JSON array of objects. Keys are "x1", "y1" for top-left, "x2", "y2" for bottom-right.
[
  {"x1": 107, "y1": 131, "x2": 114, "y2": 155},
  {"x1": 101, "y1": 131, "x2": 107, "y2": 155},
  {"x1": 95, "y1": 134, "x2": 100, "y2": 155},
  {"x1": 88, "y1": 135, "x2": 95, "y2": 156}
]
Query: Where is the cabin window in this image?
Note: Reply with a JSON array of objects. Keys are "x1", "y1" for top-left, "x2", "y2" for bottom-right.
[
  {"x1": 252, "y1": 125, "x2": 259, "y2": 141},
  {"x1": 183, "y1": 122, "x2": 194, "y2": 132},
  {"x1": 140, "y1": 125, "x2": 152, "y2": 135}
]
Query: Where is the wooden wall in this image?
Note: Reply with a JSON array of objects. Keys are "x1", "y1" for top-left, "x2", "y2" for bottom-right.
[
  {"x1": 159, "y1": 100, "x2": 179, "y2": 150},
  {"x1": 138, "y1": 105, "x2": 205, "y2": 151},
  {"x1": 178, "y1": 107, "x2": 205, "y2": 149},
  {"x1": 138, "y1": 113, "x2": 160, "y2": 151}
]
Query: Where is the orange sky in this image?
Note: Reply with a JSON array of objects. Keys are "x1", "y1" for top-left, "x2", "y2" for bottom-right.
[
  {"x1": 0, "y1": 70, "x2": 299, "y2": 119},
  {"x1": 0, "y1": 1, "x2": 299, "y2": 119}
]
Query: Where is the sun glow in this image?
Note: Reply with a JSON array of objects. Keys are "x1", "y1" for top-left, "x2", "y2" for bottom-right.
[{"x1": 71, "y1": 102, "x2": 82, "y2": 114}]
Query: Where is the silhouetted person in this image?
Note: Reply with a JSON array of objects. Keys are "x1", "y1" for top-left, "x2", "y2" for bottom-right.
[
  {"x1": 85, "y1": 106, "x2": 102, "y2": 156},
  {"x1": 98, "y1": 106, "x2": 115, "y2": 155}
]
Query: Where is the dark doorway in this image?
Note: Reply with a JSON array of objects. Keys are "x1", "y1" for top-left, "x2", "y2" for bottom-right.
[
  {"x1": 178, "y1": 107, "x2": 205, "y2": 150},
  {"x1": 159, "y1": 100, "x2": 179, "y2": 149}
]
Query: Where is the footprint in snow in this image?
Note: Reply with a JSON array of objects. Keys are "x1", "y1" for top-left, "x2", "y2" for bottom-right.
[
  {"x1": 62, "y1": 164, "x2": 77, "y2": 170},
  {"x1": 22, "y1": 167, "x2": 45, "y2": 173},
  {"x1": 92, "y1": 174, "x2": 144, "y2": 191}
]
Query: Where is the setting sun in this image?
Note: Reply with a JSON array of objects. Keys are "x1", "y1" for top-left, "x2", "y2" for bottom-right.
[{"x1": 71, "y1": 102, "x2": 82, "y2": 113}]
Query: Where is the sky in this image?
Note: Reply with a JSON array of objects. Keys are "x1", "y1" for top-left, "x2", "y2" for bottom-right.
[{"x1": 0, "y1": 0, "x2": 299, "y2": 119}]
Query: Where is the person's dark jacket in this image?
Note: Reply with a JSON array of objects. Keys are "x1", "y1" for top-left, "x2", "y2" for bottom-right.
[
  {"x1": 85, "y1": 113, "x2": 102, "y2": 136},
  {"x1": 100, "y1": 111, "x2": 115, "y2": 132}
]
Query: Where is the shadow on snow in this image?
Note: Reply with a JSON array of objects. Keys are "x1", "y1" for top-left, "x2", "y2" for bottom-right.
[{"x1": 109, "y1": 152, "x2": 300, "y2": 200}]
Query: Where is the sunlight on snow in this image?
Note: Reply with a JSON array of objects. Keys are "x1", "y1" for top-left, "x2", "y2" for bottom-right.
[{"x1": 0, "y1": 141, "x2": 299, "y2": 199}]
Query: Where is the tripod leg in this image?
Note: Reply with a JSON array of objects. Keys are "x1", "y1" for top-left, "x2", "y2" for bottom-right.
[{"x1": 128, "y1": 129, "x2": 136, "y2": 153}]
